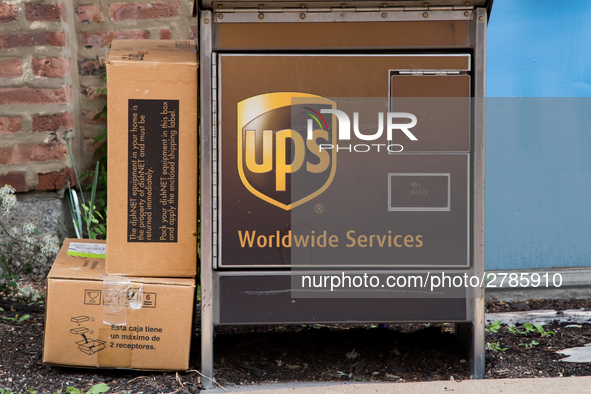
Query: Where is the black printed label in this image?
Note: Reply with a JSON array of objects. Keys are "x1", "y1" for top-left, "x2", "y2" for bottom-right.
[{"x1": 127, "y1": 99, "x2": 179, "y2": 243}]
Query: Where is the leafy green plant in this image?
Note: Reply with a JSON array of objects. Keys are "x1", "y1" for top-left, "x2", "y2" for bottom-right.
[
  {"x1": 66, "y1": 383, "x2": 109, "y2": 394},
  {"x1": 523, "y1": 323, "x2": 554, "y2": 337},
  {"x1": 65, "y1": 58, "x2": 108, "y2": 240},
  {"x1": 86, "y1": 60, "x2": 108, "y2": 238},
  {"x1": 0, "y1": 271, "x2": 19, "y2": 298},
  {"x1": 508, "y1": 325, "x2": 527, "y2": 335},
  {"x1": 485, "y1": 320, "x2": 502, "y2": 333},
  {"x1": 81, "y1": 161, "x2": 106, "y2": 239},
  {"x1": 486, "y1": 342, "x2": 508, "y2": 352},
  {"x1": 64, "y1": 140, "x2": 103, "y2": 240},
  {"x1": 2, "y1": 313, "x2": 30, "y2": 323},
  {"x1": 17, "y1": 286, "x2": 45, "y2": 303},
  {"x1": 540, "y1": 324, "x2": 552, "y2": 335},
  {"x1": 0, "y1": 384, "x2": 108, "y2": 394},
  {"x1": 507, "y1": 323, "x2": 554, "y2": 337},
  {"x1": 82, "y1": 160, "x2": 107, "y2": 239},
  {"x1": 0, "y1": 389, "x2": 39, "y2": 394},
  {"x1": 519, "y1": 340, "x2": 539, "y2": 349},
  {"x1": 0, "y1": 185, "x2": 59, "y2": 298}
]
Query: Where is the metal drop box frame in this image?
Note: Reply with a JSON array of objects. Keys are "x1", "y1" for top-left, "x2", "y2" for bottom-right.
[{"x1": 199, "y1": 0, "x2": 490, "y2": 387}]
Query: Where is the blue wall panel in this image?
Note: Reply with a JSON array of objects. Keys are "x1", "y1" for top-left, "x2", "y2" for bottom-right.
[{"x1": 486, "y1": 1, "x2": 591, "y2": 269}]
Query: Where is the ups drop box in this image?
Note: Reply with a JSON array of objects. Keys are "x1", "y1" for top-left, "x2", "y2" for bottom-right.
[
  {"x1": 43, "y1": 239, "x2": 195, "y2": 370},
  {"x1": 106, "y1": 39, "x2": 198, "y2": 277}
]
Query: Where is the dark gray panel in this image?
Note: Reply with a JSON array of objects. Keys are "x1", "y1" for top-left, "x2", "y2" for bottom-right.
[
  {"x1": 389, "y1": 174, "x2": 450, "y2": 210},
  {"x1": 217, "y1": 274, "x2": 467, "y2": 324}
]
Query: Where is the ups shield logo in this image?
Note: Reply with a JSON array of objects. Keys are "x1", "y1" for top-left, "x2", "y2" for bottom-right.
[{"x1": 237, "y1": 92, "x2": 337, "y2": 210}]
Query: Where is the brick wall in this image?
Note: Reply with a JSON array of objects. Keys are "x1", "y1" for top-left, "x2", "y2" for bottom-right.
[
  {"x1": 0, "y1": 0, "x2": 197, "y2": 192},
  {"x1": 0, "y1": 1, "x2": 73, "y2": 192}
]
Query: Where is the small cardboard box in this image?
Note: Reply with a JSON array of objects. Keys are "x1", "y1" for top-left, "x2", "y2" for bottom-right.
[
  {"x1": 106, "y1": 39, "x2": 198, "y2": 277},
  {"x1": 43, "y1": 239, "x2": 195, "y2": 370}
]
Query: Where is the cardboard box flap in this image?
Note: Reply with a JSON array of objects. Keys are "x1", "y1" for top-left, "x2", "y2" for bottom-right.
[
  {"x1": 110, "y1": 39, "x2": 194, "y2": 50},
  {"x1": 129, "y1": 277, "x2": 195, "y2": 287},
  {"x1": 47, "y1": 239, "x2": 107, "y2": 281},
  {"x1": 107, "y1": 39, "x2": 197, "y2": 64},
  {"x1": 48, "y1": 239, "x2": 194, "y2": 287}
]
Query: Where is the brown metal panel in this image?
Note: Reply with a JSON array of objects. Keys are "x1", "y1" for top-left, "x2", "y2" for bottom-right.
[
  {"x1": 206, "y1": 1, "x2": 489, "y2": 9},
  {"x1": 220, "y1": 55, "x2": 470, "y2": 102},
  {"x1": 390, "y1": 75, "x2": 470, "y2": 151},
  {"x1": 217, "y1": 21, "x2": 469, "y2": 50},
  {"x1": 219, "y1": 55, "x2": 471, "y2": 268},
  {"x1": 392, "y1": 75, "x2": 470, "y2": 97}
]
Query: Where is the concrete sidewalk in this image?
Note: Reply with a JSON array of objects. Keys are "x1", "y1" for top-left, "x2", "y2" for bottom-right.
[{"x1": 205, "y1": 376, "x2": 591, "y2": 393}]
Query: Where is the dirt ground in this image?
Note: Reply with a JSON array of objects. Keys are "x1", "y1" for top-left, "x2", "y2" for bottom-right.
[{"x1": 0, "y1": 287, "x2": 590, "y2": 393}]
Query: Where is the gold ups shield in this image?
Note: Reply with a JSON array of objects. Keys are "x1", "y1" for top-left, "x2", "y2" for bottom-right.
[{"x1": 237, "y1": 92, "x2": 337, "y2": 210}]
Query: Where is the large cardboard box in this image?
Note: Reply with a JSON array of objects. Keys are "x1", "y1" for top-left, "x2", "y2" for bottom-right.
[
  {"x1": 106, "y1": 39, "x2": 198, "y2": 277},
  {"x1": 43, "y1": 239, "x2": 195, "y2": 370}
]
